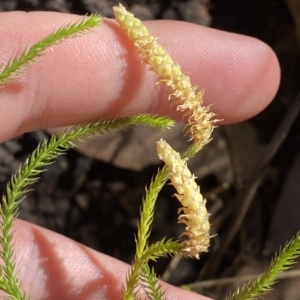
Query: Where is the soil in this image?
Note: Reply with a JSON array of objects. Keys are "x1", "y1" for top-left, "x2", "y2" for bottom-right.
[{"x1": 1, "y1": 0, "x2": 300, "y2": 299}]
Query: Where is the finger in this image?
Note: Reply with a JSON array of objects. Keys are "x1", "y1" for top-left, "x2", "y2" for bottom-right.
[
  {"x1": 0, "y1": 11, "x2": 280, "y2": 142},
  {"x1": 8, "y1": 219, "x2": 211, "y2": 300}
]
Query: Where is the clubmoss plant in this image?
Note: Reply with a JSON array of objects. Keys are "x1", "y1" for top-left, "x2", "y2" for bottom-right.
[
  {"x1": 0, "y1": 14, "x2": 102, "y2": 84},
  {"x1": 225, "y1": 232, "x2": 300, "y2": 300},
  {"x1": 156, "y1": 139, "x2": 210, "y2": 259},
  {"x1": 113, "y1": 3, "x2": 217, "y2": 154},
  {"x1": 0, "y1": 4, "x2": 300, "y2": 300}
]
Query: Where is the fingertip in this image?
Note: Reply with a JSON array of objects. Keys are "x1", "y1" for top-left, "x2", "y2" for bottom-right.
[
  {"x1": 210, "y1": 36, "x2": 281, "y2": 124},
  {"x1": 13, "y1": 219, "x2": 212, "y2": 300}
]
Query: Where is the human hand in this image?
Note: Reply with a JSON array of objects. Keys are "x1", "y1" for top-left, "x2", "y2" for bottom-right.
[{"x1": 0, "y1": 11, "x2": 280, "y2": 299}]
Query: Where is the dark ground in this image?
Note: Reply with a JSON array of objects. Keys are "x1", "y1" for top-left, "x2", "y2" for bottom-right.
[{"x1": 1, "y1": 0, "x2": 300, "y2": 299}]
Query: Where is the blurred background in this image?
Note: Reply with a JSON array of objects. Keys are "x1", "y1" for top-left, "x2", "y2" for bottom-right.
[{"x1": 0, "y1": 0, "x2": 300, "y2": 299}]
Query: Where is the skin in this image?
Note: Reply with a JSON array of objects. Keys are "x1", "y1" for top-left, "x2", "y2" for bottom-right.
[{"x1": 0, "y1": 11, "x2": 280, "y2": 300}]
